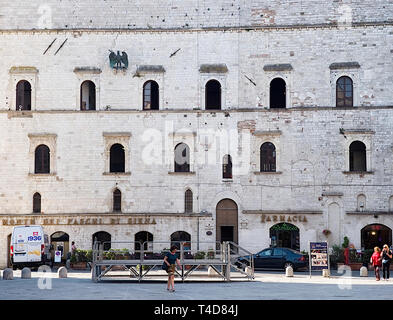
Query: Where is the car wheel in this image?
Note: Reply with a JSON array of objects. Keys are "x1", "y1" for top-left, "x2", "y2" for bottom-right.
[{"x1": 284, "y1": 262, "x2": 295, "y2": 270}]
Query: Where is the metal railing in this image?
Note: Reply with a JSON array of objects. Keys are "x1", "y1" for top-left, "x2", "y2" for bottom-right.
[{"x1": 92, "y1": 240, "x2": 254, "y2": 282}]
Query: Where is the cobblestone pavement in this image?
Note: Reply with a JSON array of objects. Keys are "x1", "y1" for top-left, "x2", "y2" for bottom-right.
[{"x1": 1, "y1": 269, "x2": 392, "y2": 300}]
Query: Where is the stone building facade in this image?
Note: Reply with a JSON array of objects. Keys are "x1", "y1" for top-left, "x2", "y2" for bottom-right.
[{"x1": 0, "y1": 0, "x2": 392, "y2": 267}]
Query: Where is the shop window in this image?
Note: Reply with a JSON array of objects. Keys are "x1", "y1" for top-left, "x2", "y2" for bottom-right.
[
  {"x1": 110, "y1": 144, "x2": 125, "y2": 173},
  {"x1": 185, "y1": 189, "x2": 193, "y2": 213},
  {"x1": 174, "y1": 143, "x2": 190, "y2": 172},
  {"x1": 92, "y1": 231, "x2": 111, "y2": 251},
  {"x1": 34, "y1": 144, "x2": 50, "y2": 174},
  {"x1": 270, "y1": 78, "x2": 286, "y2": 109},
  {"x1": 16, "y1": 80, "x2": 32, "y2": 110},
  {"x1": 260, "y1": 142, "x2": 276, "y2": 172},
  {"x1": 222, "y1": 154, "x2": 232, "y2": 179},
  {"x1": 205, "y1": 79, "x2": 221, "y2": 110},
  {"x1": 269, "y1": 223, "x2": 300, "y2": 251},
  {"x1": 143, "y1": 80, "x2": 159, "y2": 110},
  {"x1": 349, "y1": 141, "x2": 366, "y2": 171},
  {"x1": 113, "y1": 188, "x2": 121, "y2": 212},
  {"x1": 336, "y1": 76, "x2": 353, "y2": 107},
  {"x1": 33, "y1": 192, "x2": 41, "y2": 213},
  {"x1": 80, "y1": 80, "x2": 96, "y2": 110}
]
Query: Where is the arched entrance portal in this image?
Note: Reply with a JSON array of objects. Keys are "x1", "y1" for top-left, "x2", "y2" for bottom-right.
[
  {"x1": 92, "y1": 231, "x2": 111, "y2": 251},
  {"x1": 216, "y1": 199, "x2": 238, "y2": 244},
  {"x1": 361, "y1": 224, "x2": 392, "y2": 250},
  {"x1": 51, "y1": 231, "x2": 69, "y2": 261},
  {"x1": 269, "y1": 223, "x2": 300, "y2": 251},
  {"x1": 170, "y1": 231, "x2": 191, "y2": 250}
]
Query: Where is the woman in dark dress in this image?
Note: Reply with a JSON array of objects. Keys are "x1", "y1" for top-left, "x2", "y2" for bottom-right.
[
  {"x1": 381, "y1": 244, "x2": 392, "y2": 281},
  {"x1": 164, "y1": 245, "x2": 182, "y2": 292}
]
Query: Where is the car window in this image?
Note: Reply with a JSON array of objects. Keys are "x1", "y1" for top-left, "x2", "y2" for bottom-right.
[
  {"x1": 273, "y1": 248, "x2": 284, "y2": 256},
  {"x1": 259, "y1": 249, "x2": 273, "y2": 256}
]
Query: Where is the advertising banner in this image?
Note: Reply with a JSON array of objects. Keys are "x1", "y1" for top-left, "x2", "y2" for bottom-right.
[{"x1": 309, "y1": 242, "x2": 329, "y2": 276}]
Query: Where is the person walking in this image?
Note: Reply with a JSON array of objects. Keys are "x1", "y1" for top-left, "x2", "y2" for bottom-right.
[
  {"x1": 370, "y1": 246, "x2": 382, "y2": 281},
  {"x1": 381, "y1": 244, "x2": 392, "y2": 281},
  {"x1": 163, "y1": 245, "x2": 182, "y2": 292}
]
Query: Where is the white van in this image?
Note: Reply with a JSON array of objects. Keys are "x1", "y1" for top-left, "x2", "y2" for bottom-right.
[{"x1": 10, "y1": 225, "x2": 52, "y2": 270}]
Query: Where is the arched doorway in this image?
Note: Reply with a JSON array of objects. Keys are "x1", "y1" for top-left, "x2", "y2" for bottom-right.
[
  {"x1": 216, "y1": 199, "x2": 238, "y2": 244},
  {"x1": 135, "y1": 231, "x2": 154, "y2": 252},
  {"x1": 80, "y1": 80, "x2": 96, "y2": 110},
  {"x1": 170, "y1": 231, "x2": 191, "y2": 250},
  {"x1": 50, "y1": 231, "x2": 70, "y2": 261},
  {"x1": 92, "y1": 231, "x2": 111, "y2": 251},
  {"x1": 16, "y1": 80, "x2": 31, "y2": 110},
  {"x1": 361, "y1": 224, "x2": 392, "y2": 250},
  {"x1": 269, "y1": 223, "x2": 300, "y2": 251}
]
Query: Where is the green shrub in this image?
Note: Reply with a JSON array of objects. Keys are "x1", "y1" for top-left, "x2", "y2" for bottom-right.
[
  {"x1": 194, "y1": 251, "x2": 206, "y2": 259},
  {"x1": 207, "y1": 250, "x2": 215, "y2": 259},
  {"x1": 342, "y1": 236, "x2": 349, "y2": 249},
  {"x1": 362, "y1": 249, "x2": 373, "y2": 264}
]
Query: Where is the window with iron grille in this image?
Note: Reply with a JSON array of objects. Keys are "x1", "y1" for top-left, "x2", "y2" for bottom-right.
[
  {"x1": 336, "y1": 76, "x2": 353, "y2": 107},
  {"x1": 222, "y1": 154, "x2": 232, "y2": 179},
  {"x1": 34, "y1": 145, "x2": 50, "y2": 174},
  {"x1": 185, "y1": 189, "x2": 193, "y2": 213},
  {"x1": 260, "y1": 142, "x2": 276, "y2": 172}
]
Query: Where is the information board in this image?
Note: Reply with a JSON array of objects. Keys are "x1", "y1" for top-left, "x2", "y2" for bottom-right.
[{"x1": 309, "y1": 242, "x2": 329, "y2": 276}]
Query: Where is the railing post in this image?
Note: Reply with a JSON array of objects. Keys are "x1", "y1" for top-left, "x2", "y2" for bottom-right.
[
  {"x1": 180, "y1": 242, "x2": 184, "y2": 281},
  {"x1": 226, "y1": 242, "x2": 231, "y2": 282}
]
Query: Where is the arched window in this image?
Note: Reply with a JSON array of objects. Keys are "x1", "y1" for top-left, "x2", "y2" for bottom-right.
[
  {"x1": 260, "y1": 142, "x2": 276, "y2": 172},
  {"x1": 336, "y1": 76, "x2": 353, "y2": 107},
  {"x1": 113, "y1": 188, "x2": 121, "y2": 212},
  {"x1": 35, "y1": 145, "x2": 50, "y2": 174},
  {"x1": 110, "y1": 144, "x2": 125, "y2": 173},
  {"x1": 170, "y1": 231, "x2": 191, "y2": 250},
  {"x1": 269, "y1": 223, "x2": 300, "y2": 251},
  {"x1": 174, "y1": 143, "x2": 190, "y2": 172},
  {"x1": 222, "y1": 154, "x2": 232, "y2": 179},
  {"x1": 349, "y1": 141, "x2": 366, "y2": 171},
  {"x1": 92, "y1": 231, "x2": 111, "y2": 251},
  {"x1": 16, "y1": 80, "x2": 32, "y2": 110},
  {"x1": 33, "y1": 192, "x2": 41, "y2": 213},
  {"x1": 143, "y1": 80, "x2": 159, "y2": 110},
  {"x1": 185, "y1": 189, "x2": 193, "y2": 213},
  {"x1": 205, "y1": 79, "x2": 221, "y2": 110},
  {"x1": 270, "y1": 78, "x2": 286, "y2": 109},
  {"x1": 80, "y1": 80, "x2": 96, "y2": 110}
]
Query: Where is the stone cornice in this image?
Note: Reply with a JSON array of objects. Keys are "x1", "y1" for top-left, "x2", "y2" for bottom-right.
[{"x1": 242, "y1": 210, "x2": 323, "y2": 215}]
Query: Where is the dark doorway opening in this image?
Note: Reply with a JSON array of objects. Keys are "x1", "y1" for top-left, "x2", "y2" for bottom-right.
[
  {"x1": 16, "y1": 80, "x2": 31, "y2": 110},
  {"x1": 205, "y1": 80, "x2": 221, "y2": 110},
  {"x1": 361, "y1": 224, "x2": 392, "y2": 250}
]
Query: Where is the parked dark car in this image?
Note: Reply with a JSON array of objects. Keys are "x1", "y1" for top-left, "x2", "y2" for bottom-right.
[{"x1": 236, "y1": 247, "x2": 308, "y2": 271}]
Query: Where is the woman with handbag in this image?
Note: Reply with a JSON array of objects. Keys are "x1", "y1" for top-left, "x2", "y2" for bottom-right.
[
  {"x1": 381, "y1": 244, "x2": 392, "y2": 281},
  {"x1": 163, "y1": 245, "x2": 182, "y2": 292},
  {"x1": 370, "y1": 247, "x2": 382, "y2": 281}
]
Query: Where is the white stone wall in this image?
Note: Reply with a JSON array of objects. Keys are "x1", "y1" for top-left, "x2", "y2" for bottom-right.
[{"x1": 0, "y1": 1, "x2": 392, "y2": 268}]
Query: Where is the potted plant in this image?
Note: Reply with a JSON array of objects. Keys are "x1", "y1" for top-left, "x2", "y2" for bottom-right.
[{"x1": 322, "y1": 229, "x2": 331, "y2": 236}]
